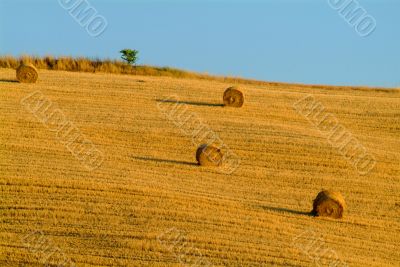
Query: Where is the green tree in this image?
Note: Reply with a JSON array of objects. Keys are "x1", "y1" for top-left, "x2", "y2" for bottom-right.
[{"x1": 120, "y1": 49, "x2": 139, "y2": 65}]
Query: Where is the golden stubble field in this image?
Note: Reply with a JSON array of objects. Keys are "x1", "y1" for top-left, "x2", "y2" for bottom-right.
[{"x1": 0, "y1": 68, "x2": 399, "y2": 266}]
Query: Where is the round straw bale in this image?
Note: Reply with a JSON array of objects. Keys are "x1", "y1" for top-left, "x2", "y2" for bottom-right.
[
  {"x1": 16, "y1": 64, "x2": 38, "y2": 83},
  {"x1": 196, "y1": 144, "x2": 223, "y2": 167},
  {"x1": 312, "y1": 190, "x2": 346, "y2": 219},
  {"x1": 223, "y1": 87, "x2": 244, "y2": 107}
]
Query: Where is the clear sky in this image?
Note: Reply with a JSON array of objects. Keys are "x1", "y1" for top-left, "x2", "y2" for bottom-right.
[{"x1": 0, "y1": 0, "x2": 399, "y2": 87}]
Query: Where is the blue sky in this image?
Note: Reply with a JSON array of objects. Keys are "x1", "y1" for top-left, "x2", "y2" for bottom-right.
[{"x1": 0, "y1": 0, "x2": 399, "y2": 87}]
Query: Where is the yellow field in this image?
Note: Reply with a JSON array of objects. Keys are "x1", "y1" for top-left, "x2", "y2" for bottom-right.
[{"x1": 0, "y1": 68, "x2": 399, "y2": 266}]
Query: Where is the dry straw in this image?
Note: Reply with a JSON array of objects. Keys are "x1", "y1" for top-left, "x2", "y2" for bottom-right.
[
  {"x1": 223, "y1": 87, "x2": 244, "y2": 107},
  {"x1": 16, "y1": 64, "x2": 38, "y2": 83},
  {"x1": 312, "y1": 190, "x2": 346, "y2": 219},
  {"x1": 196, "y1": 144, "x2": 223, "y2": 167}
]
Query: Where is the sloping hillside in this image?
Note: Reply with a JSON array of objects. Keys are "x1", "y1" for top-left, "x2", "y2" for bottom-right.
[{"x1": 0, "y1": 68, "x2": 399, "y2": 266}]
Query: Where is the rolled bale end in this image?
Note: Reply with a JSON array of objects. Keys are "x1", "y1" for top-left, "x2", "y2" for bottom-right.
[
  {"x1": 16, "y1": 64, "x2": 38, "y2": 83},
  {"x1": 312, "y1": 190, "x2": 346, "y2": 219},
  {"x1": 223, "y1": 87, "x2": 244, "y2": 107},
  {"x1": 196, "y1": 144, "x2": 224, "y2": 167}
]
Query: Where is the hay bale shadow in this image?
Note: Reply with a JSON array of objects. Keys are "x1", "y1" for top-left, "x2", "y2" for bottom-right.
[
  {"x1": 156, "y1": 99, "x2": 224, "y2": 107},
  {"x1": 0, "y1": 79, "x2": 19, "y2": 83},
  {"x1": 260, "y1": 205, "x2": 313, "y2": 217},
  {"x1": 132, "y1": 156, "x2": 198, "y2": 166}
]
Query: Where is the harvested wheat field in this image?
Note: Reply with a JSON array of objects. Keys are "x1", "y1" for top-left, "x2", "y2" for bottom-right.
[{"x1": 0, "y1": 67, "x2": 399, "y2": 266}]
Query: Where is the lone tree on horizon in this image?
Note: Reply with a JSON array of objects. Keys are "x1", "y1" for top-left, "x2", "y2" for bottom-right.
[{"x1": 120, "y1": 49, "x2": 139, "y2": 65}]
